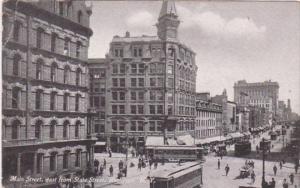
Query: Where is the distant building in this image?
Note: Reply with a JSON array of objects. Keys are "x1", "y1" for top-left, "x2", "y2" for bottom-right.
[
  {"x1": 234, "y1": 80, "x2": 279, "y2": 118},
  {"x1": 195, "y1": 93, "x2": 222, "y2": 139},
  {"x1": 104, "y1": 0, "x2": 197, "y2": 153},
  {"x1": 2, "y1": 0, "x2": 94, "y2": 186},
  {"x1": 88, "y1": 58, "x2": 107, "y2": 141},
  {"x1": 211, "y1": 89, "x2": 237, "y2": 134}
]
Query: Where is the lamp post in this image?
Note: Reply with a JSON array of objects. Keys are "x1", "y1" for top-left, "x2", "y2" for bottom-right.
[{"x1": 261, "y1": 138, "x2": 267, "y2": 188}]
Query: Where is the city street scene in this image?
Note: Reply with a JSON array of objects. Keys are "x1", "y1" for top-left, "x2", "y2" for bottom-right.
[{"x1": 1, "y1": 0, "x2": 300, "y2": 188}]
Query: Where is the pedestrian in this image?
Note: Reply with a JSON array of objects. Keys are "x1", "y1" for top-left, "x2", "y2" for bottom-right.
[
  {"x1": 279, "y1": 161, "x2": 283, "y2": 169},
  {"x1": 289, "y1": 173, "x2": 294, "y2": 185},
  {"x1": 225, "y1": 164, "x2": 230, "y2": 176},
  {"x1": 270, "y1": 178, "x2": 276, "y2": 188},
  {"x1": 109, "y1": 165, "x2": 113, "y2": 177},
  {"x1": 138, "y1": 161, "x2": 142, "y2": 171},
  {"x1": 154, "y1": 160, "x2": 158, "y2": 169},
  {"x1": 273, "y1": 165, "x2": 277, "y2": 176},
  {"x1": 99, "y1": 165, "x2": 103, "y2": 176},
  {"x1": 119, "y1": 160, "x2": 123, "y2": 171},
  {"x1": 123, "y1": 165, "x2": 127, "y2": 177},
  {"x1": 218, "y1": 159, "x2": 220, "y2": 170},
  {"x1": 149, "y1": 159, "x2": 153, "y2": 169},
  {"x1": 283, "y1": 178, "x2": 289, "y2": 188},
  {"x1": 94, "y1": 159, "x2": 99, "y2": 174},
  {"x1": 251, "y1": 171, "x2": 256, "y2": 184},
  {"x1": 103, "y1": 159, "x2": 106, "y2": 169},
  {"x1": 295, "y1": 164, "x2": 299, "y2": 174}
]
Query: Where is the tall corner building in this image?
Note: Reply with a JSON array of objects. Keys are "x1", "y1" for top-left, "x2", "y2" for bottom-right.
[
  {"x1": 2, "y1": 0, "x2": 94, "y2": 186},
  {"x1": 104, "y1": 0, "x2": 198, "y2": 153},
  {"x1": 234, "y1": 80, "x2": 279, "y2": 121}
]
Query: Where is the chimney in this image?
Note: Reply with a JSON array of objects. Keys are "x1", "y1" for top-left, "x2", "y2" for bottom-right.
[{"x1": 125, "y1": 31, "x2": 130, "y2": 37}]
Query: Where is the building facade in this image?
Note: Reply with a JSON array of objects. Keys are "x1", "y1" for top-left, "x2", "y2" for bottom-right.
[
  {"x1": 211, "y1": 89, "x2": 237, "y2": 134},
  {"x1": 104, "y1": 0, "x2": 197, "y2": 153},
  {"x1": 88, "y1": 58, "x2": 107, "y2": 141},
  {"x1": 234, "y1": 80, "x2": 279, "y2": 118},
  {"x1": 2, "y1": 0, "x2": 94, "y2": 186},
  {"x1": 195, "y1": 98, "x2": 222, "y2": 139}
]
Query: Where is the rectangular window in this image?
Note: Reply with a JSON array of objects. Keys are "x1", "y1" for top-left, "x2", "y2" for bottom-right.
[
  {"x1": 119, "y1": 122, "x2": 125, "y2": 131},
  {"x1": 131, "y1": 105, "x2": 136, "y2": 114},
  {"x1": 50, "y1": 92, "x2": 56, "y2": 110},
  {"x1": 157, "y1": 78, "x2": 164, "y2": 87},
  {"x1": 59, "y1": 1, "x2": 64, "y2": 15},
  {"x1": 112, "y1": 121, "x2": 117, "y2": 131},
  {"x1": 51, "y1": 34, "x2": 57, "y2": 52},
  {"x1": 138, "y1": 105, "x2": 144, "y2": 114},
  {"x1": 157, "y1": 91, "x2": 164, "y2": 100},
  {"x1": 138, "y1": 64, "x2": 145, "y2": 74},
  {"x1": 138, "y1": 91, "x2": 144, "y2": 100},
  {"x1": 76, "y1": 42, "x2": 81, "y2": 58},
  {"x1": 167, "y1": 93, "x2": 173, "y2": 103},
  {"x1": 112, "y1": 64, "x2": 118, "y2": 74},
  {"x1": 112, "y1": 78, "x2": 118, "y2": 87},
  {"x1": 64, "y1": 38, "x2": 70, "y2": 56},
  {"x1": 157, "y1": 64, "x2": 164, "y2": 74},
  {"x1": 131, "y1": 78, "x2": 136, "y2": 87},
  {"x1": 168, "y1": 105, "x2": 173, "y2": 115},
  {"x1": 36, "y1": 154, "x2": 43, "y2": 174},
  {"x1": 75, "y1": 150, "x2": 81, "y2": 167},
  {"x1": 167, "y1": 65, "x2": 173, "y2": 74},
  {"x1": 131, "y1": 92, "x2": 136, "y2": 100},
  {"x1": 112, "y1": 92, "x2": 118, "y2": 100},
  {"x1": 138, "y1": 48, "x2": 143, "y2": 57},
  {"x1": 150, "y1": 78, "x2": 156, "y2": 87},
  {"x1": 119, "y1": 92, "x2": 125, "y2": 100},
  {"x1": 133, "y1": 48, "x2": 138, "y2": 57},
  {"x1": 150, "y1": 63, "x2": 156, "y2": 74},
  {"x1": 157, "y1": 105, "x2": 163, "y2": 114},
  {"x1": 63, "y1": 152, "x2": 69, "y2": 169},
  {"x1": 150, "y1": 91, "x2": 155, "y2": 100},
  {"x1": 120, "y1": 64, "x2": 126, "y2": 74},
  {"x1": 112, "y1": 105, "x2": 118, "y2": 114},
  {"x1": 35, "y1": 91, "x2": 42, "y2": 110},
  {"x1": 149, "y1": 105, "x2": 155, "y2": 114},
  {"x1": 131, "y1": 121, "x2": 136, "y2": 131},
  {"x1": 63, "y1": 94, "x2": 69, "y2": 111},
  {"x1": 120, "y1": 78, "x2": 125, "y2": 87},
  {"x1": 50, "y1": 153, "x2": 56, "y2": 171},
  {"x1": 168, "y1": 78, "x2": 174, "y2": 88},
  {"x1": 138, "y1": 78, "x2": 144, "y2": 87},
  {"x1": 138, "y1": 121, "x2": 144, "y2": 131},
  {"x1": 100, "y1": 96, "x2": 105, "y2": 107},
  {"x1": 94, "y1": 96, "x2": 100, "y2": 107},
  {"x1": 131, "y1": 64, "x2": 137, "y2": 74},
  {"x1": 149, "y1": 121, "x2": 155, "y2": 131},
  {"x1": 119, "y1": 105, "x2": 125, "y2": 114},
  {"x1": 157, "y1": 121, "x2": 162, "y2": 131}
]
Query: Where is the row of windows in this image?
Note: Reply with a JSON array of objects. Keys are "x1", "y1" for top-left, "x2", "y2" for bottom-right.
[
  {"x1": 89, "y1": 96, "x2": 105, "y2": 108},
  {"x1": 195, "y1": 129, "x2": 219, "y2": 138},
  {"x1": 91, "y1": 82, "x2": 105, "y2": 93},
  {"x1": 56, "y1": 1, "x2": 84, "y2": 24},
  {"x1": 178, "y1": 122, "x2": 195, "y2": 131},
  {"x1": 48, "y1": 149, "x2": 83, "y2": 173},
  {"x1": 179, "y1": 94, "x2": 196, "y2": 106},
  {"x1": 178, "y1": 80, "x2": 196, "y2": 92},
  {"x1": 196, "y1": 119, "x2": 220, "y2": 127},
  {"x1": 111, "y1": 77, "x2": 170, "y2": 88},
  {"x1": 178, "y1": 106, "x2": 195, "y2": 116},
  {"x1": 7, "y1": 19, "x2": 84, "y2": 58},
  {"x1": 3, "y1": 54, "x2": 83, "y2": 86},
  {"x1": 9, "y1": 87, "x2": 82, "y2": 112},
  {"x1": 111, "y1": 105, "x2": 164, "y2": 115},
  {"x1": 196, "y1": 111, "x2": 221, "y2": 118},
  {"x1": 7, "y1": 119, "x2": 82, "y2": 140},
  {"x1": 90, "y1": 68, "x2": 106, "y2": 79},
  {"x1": 111, "y1": 120, "x2": 163, "y2": 132}
]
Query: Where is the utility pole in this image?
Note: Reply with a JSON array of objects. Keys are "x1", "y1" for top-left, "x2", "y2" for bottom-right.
[{"x1": 261, "y1": 138, "x2": 267, "y2": 188}]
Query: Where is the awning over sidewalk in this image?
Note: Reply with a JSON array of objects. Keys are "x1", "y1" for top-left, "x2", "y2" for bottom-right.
[
  {"x1": 195, "y1": 136, "x2": 227, "y2": 145},
  {"x1": 177, "y1": 134, "x2": 195, "y2": 146},
  {"x1": 243, "y1": 132, "x2": 251, "y2": 136},
  {"x1": 229, "y1": 132, "x2": 244, "y2": 138},
  {"x1": 95, "y1": 141, "x2": 106, "y2": 146}
]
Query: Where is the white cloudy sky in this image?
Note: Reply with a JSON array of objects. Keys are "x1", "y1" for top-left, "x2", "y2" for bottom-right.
[{"x1": 88, "y1": 1, "x2": 300, "y2": 114}]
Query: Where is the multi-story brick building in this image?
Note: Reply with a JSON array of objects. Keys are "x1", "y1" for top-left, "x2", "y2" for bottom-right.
[
  {"x1": 88, "y1": 58, "x2": 107, "y2": 141},
  {"x1": 2, "y1": 0, "x2": 94, "y2": 186},
  {"x1": 195, "y1": 94, "x2": 222, "y2": 139},
  {"x1": 234, "y1": 80, "x2": 279, "y2": 117},
  {"x1": 104, "y1": 0, "x2": 197, "y2": 153}
]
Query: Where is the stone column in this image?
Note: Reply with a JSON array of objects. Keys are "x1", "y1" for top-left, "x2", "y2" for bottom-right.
[{"x1": 17, "y1": 153, "x2": 21, "y2": 177}]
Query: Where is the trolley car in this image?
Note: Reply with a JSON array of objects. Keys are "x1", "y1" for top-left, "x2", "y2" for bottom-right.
[{"x1": 150, "y1": 162, "x2": 203, "y2": 188}]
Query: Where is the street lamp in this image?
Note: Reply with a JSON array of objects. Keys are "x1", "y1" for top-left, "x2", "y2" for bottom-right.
[{"x1": 261, "y1": 138, "x2": 268, "y2": 188}]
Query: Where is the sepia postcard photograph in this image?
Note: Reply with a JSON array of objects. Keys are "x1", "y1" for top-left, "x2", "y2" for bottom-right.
[{"x1": 1, "y1": 0, "x2": 300, "y2": 187}]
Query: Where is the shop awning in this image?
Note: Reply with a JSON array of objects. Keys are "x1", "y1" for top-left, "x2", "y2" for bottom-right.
[
  {"x1": 177, "y1": 134, "x2": 195, "y2": 146},
  {"x1": 229, "y1": 132, "x2": 244, "y2": 138},
  {"x1": 195, "y1": 136, "x2": 226, "y2": 145},
  {"x1": 95, "y1": 142, "x2": 106, "y2": 146}
]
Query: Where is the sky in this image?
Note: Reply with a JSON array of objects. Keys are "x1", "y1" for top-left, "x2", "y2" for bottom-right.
[{"x1": 88, "y1": 1, "x2": 300, "y2": 114}]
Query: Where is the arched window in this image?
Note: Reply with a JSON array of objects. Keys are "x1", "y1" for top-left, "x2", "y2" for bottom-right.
[
  {"x1": 50, "y1": 63, "x2": 57, "y2": 82},
  {"x1": 35, "y1": 120, "x2": 42, "y2": 139},
  {"x1": 12, "y1": 87, "x2": 20, "y2": 109},
  {"x1": 11, "y1": 120, "x2": 20, "y2": 139},
  {"x1": 63, "y1": 66, "x2": 70, "y2": 84},
  {"x1": 13, "y1": 21, "x2": 21, "y2": 41},
  {"x1": 63, "y1": 121, "x2": 69, "y2": 139},
  {"x1": 75, "y1": 121, "x2": 80, "y2": 138},
  {"x1": 36, "y1": 59, "x2": 43, "y2": 79},
  {"x1": 36, "y1": 28, "x2": 44, "y2": 49},
  {"x1": 13, "y1": 54, "x2": 21, "y2": 76},
  {"x1": 75, "y1": 68, "x2": 81, "y2": 86},
  {"x1": 63, "y1": 93, "x2": 69, "y2": 111},
  {"x1": 63, "y1": 151, "x2": 69, "y2": 169},
  {"x1": 50, "y1": 120, "x2": 56, "y2": 139},
  {"x1": 50, "y1": 92, "x2": 56, "y2": 110},
  {"x1": 77, "y1": 11, "x2": 82, "y2": 23},
  {"x1": 76, "y1": 41, "x2": 81, "y2": 58},
  {"x1": 75, "y1": 94, "x2": 80, "y2": 112},
  {"x1": 51, "y1": 33, "x2": 57, "y2": 52},
  {"x1": 35, "y1": 90, "x2": 43, "y2": 110}
]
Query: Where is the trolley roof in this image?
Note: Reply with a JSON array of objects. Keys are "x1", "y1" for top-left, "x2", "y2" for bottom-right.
[
  {"x1": 151, "y1": 162, "x2": 202, "y2": 179},
  {"x1": 146, "y1": 145, "x2": 203, "y2": 150}
]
